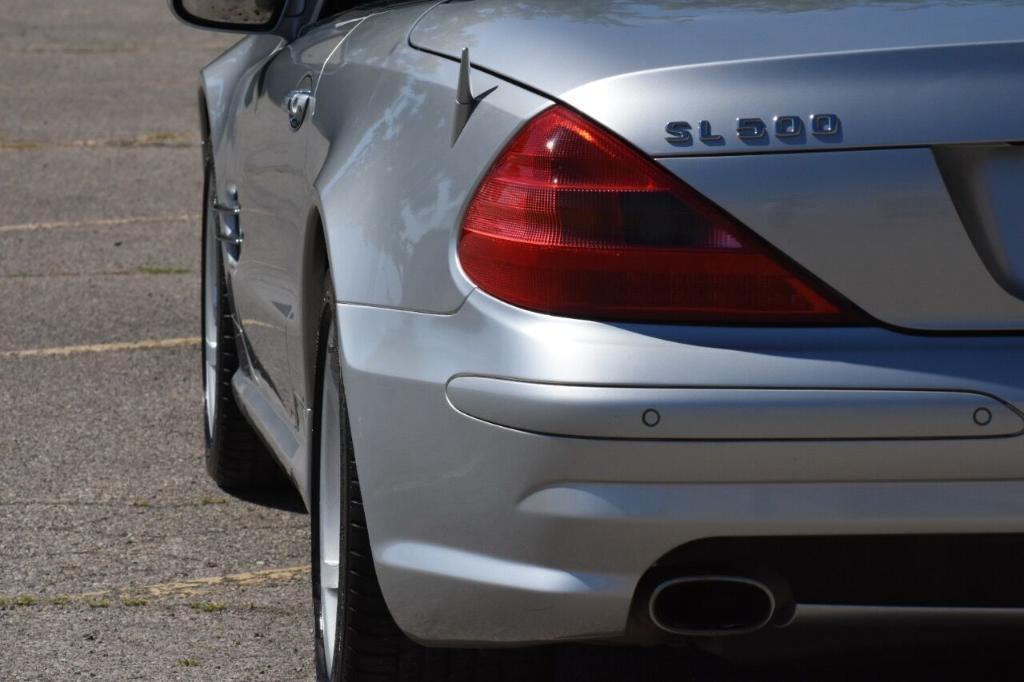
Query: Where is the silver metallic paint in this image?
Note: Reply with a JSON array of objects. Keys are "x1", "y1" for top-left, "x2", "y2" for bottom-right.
[
  {"x1": 559, "y1": 41, "x2": 1024, "y2": 156},
  {"x1": 182, "y1": 0, "x2": 1024, "y2": 646},
  {"x1": 936, "y1": 145, "x2": 1024, "y2": 301},
  {"x1": 338, "y1": 291, "x2": 1024, "y2": 642},
  {"x1": 202, "y1": 3, "x2": 553, "y2": 504},
  {"x1": 660, "y1": 149, "x2": 1024, "y2": 330},
  {"x1": 410, "y1": 1, "x2": 1024, "y2": 153},
  {"x1": 446, "y1": 379, "x2": 1024, "y2": 440}
]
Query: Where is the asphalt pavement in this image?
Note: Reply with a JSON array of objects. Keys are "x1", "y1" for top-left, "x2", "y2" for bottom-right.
[
  {"x1": 1, "y1": 2, "x2": 313, "y2": 679},
  {"x1": 1, "y1": 2, "x2": 1022, "y2": 681}
]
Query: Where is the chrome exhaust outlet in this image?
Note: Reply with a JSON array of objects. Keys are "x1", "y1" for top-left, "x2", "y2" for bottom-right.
[{"x1": 648, "y1": 575, "x2": 776, "y2": 636}]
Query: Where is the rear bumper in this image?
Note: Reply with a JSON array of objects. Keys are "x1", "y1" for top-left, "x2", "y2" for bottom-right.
[{"x1": 337, "y1": 292, "x2": 1024, "y2": 645}]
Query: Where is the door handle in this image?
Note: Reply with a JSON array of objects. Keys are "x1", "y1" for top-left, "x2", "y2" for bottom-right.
[{"x1": 286, "y1": 89, "x2": 313, "y2": 131}]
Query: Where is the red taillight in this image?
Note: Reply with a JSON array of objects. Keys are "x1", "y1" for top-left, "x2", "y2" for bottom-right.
[{"x1": 459, "y1": 106, "x2": 861, "y2": 325}]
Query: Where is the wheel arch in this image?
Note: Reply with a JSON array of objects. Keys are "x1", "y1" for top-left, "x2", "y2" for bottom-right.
[
  {"x1": 198, "y1": 87, "x2": 212, "y2": 165},
  {"x1": 299, "y1": 206, "x2": 331, "y2": 420}
]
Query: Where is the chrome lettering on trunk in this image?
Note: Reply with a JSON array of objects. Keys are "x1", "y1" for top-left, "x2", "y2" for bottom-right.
[{"x1": 666, "y1": 114, "x2": 841, "y2": 146}]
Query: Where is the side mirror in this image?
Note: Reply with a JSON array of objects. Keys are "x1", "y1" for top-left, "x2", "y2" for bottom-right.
[{"x1": 169, "y1": 0, "x2": 287, "y2": 32}]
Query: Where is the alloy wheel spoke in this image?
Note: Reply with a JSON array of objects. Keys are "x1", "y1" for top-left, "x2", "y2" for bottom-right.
[
  {"x1": 321, "y1": 559, "x2": 340, "y2": 590},
  {"x1": 202, "y1": 176, "x2": 220, "y2": 438},
  {"x1": 318, "y1": 317, "x2": 344, "y2": 675}
]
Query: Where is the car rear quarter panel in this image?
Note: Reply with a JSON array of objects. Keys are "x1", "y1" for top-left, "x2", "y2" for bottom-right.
[
  {"x1": 248, "y1": 6, "x2": 555, "y2": 505},
  {"x1": 306, "y1": 7, "x2": 553, "y2": 314}
]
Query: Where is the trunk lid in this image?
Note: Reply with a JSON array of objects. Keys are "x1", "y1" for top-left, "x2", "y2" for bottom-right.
[
  {"x1": 411, "y1": 0, "x2": 1024, "y2": 156},
  {"x1": 413, "y1": 1, "x2": 1024, "y2": 331}
]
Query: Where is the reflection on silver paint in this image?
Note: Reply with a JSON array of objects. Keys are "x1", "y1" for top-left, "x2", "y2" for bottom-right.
[
  {"x1": 308, "y1": 12, "x2": 549, "y2": 315},
  {"x1": 446, "y1": 379, "x2": 1024, "y2": 440},
  {"x1": 181, "y1": 0, "x2": 1024, "y2": 647},
  {"x1": 412, "y1": 1, "x2": 1024, "y2": 155},
  {"x1": 337, "y1": 292, "x2": 1024, "y2": 642},
  {"x1": 660, "y1": 149, "x2": 1024, "y2": 330},
  {"x1": 377, "y1": 541, "x2": 625, "y2": 594},
  {"x1": 311, "y1": 14, "x2": 375, "y2": 96},
  {"x1": 935, "y1": 145, "x2": 1024, "y2": 300}
]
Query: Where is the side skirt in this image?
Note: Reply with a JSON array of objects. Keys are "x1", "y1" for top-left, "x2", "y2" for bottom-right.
[{"x1": 232, "y1": 369, "x2": 312, "y2": 509}]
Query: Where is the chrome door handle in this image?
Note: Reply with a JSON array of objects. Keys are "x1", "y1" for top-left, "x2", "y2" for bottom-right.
[{"x1": 286, "y1": 89, "x2": 313, "y2": 130}]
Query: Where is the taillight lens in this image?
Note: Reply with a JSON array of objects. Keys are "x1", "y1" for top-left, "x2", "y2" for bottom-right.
[{"x1": 459, "y1": 106, "x2": 861, "y2": 325}]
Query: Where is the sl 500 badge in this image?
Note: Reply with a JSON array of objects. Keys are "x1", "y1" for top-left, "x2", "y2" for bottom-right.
[{"x1": 665, "y1": 114, "x2": 840, "y2": 146}]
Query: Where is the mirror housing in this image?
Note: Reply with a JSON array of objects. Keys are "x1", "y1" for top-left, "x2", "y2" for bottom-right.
[{"x1": 169, "y1": 0, "x2": 289, "y2": 33}]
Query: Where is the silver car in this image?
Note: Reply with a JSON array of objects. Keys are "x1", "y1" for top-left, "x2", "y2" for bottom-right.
[{"x1": 171, "y1": 0, "x2": 1024, "y2": 677}]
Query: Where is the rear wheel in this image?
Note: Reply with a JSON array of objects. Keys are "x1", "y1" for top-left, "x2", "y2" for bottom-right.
[
  {"x1": 312, "y1": 274, "x2": 491, "y2": 682},
  {"x1": 201, "y1": 160, "x2": 277, "y2": 491},
  {"x1": 311, "y1": 274, "x2": 402, "y2": 681}
]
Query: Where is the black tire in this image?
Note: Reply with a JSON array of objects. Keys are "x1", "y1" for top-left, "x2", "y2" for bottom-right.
[
  {"x1": 311, "y1": 273, "x2": 500, "y2": 682},
  {"x1": 201, "y1": 160, "x2": 279, "y2": 491}
]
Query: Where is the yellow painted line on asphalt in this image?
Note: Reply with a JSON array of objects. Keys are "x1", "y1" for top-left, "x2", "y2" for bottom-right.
[
  {"x1": 0, "y1": 337, "x2": 200, "y2": 359},
  {"x1": 1, "y1": 565, "x2": 312, "y2": 609},
  {"x1": 143, "y1": 565, "x2": 312, "y2": 599},
  {"x1": 0, "y1": 213, "x2": 197, "y2": 234}
]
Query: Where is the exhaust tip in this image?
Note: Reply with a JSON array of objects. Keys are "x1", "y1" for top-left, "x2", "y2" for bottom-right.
[{"x1": 648, "y1": 575, "x2": 776, "y2": 637}]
